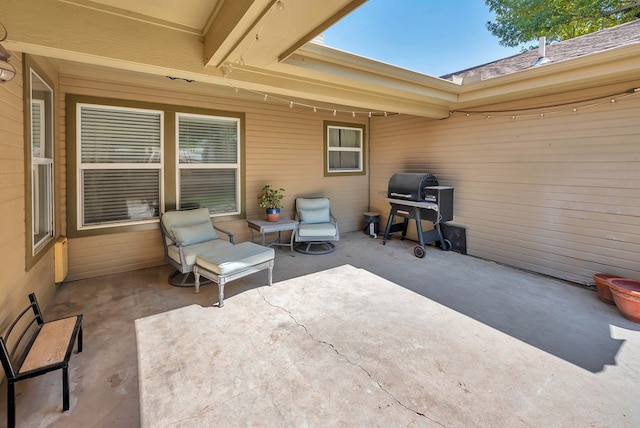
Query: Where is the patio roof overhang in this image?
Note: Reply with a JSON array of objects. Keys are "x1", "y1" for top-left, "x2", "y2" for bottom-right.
[{"x1": 3, "y1": 0, "x2": 640, "y2": 118}]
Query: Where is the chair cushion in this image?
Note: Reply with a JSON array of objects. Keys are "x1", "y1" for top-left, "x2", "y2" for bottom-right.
[
  {"x1": 296, "y1": 198, "x2": 330, "y2": 224},
  {"x1": 196, "y1": 242, "x2": 275, "y2": 276},
  {"x1": 167, "y1": 239, "x2": 233, "y2": 266},
  {"x1": 297, "y1": 223, "x2": 337, "y2": 238},
  {"x1": 173, "y1": 221, "x2": 218, "y2": 245}
]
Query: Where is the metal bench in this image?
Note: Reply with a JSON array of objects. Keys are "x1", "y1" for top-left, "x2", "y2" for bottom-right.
[{"x1": 0, "y1": 293, "x2": 83, "y2": 428}]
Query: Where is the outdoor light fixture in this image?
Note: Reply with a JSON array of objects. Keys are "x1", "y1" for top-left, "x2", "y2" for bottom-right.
[
  {"x1": 0, "y1": 22, "x2": 16, "y2": 83},
  {"x1": 276, "y1": 1, "x2": 285, "y2": 11}
]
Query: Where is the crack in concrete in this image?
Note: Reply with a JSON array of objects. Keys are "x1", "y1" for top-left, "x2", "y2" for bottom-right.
[{"x1": 257, "y1": 290, "x2": 444, "y2": 427}]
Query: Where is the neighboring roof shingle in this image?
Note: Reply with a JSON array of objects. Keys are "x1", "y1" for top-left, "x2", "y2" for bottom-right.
[{"x1": 440, "y1": 19, "x2": 640, "y2": 81}]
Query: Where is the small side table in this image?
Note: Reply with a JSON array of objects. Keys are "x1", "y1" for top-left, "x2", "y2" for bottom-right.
[{"x1": 247, "y1": 218, "x2": 298, "y2": 256}]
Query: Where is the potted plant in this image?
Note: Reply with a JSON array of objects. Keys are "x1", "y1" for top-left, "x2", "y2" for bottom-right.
[{"x1": 258, "y1": 185, "x2": 285, "y2": 221}]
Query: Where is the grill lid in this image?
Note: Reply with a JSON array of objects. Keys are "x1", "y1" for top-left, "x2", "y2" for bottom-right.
[{"x1": 387, "y1": 173, "x2": 439, "y2": 201}]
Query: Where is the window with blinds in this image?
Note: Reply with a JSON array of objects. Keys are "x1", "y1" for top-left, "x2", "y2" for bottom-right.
[
  {"x1": 177, "y1": 113, "x2": 240, "y2": 215},
  {"x1": 30, "y1": 70, "x2": 54, "y2": 254},
  {"x1": 325, "y1": 123, "x2": 365, "y2": 175},
  {"x1": 78, "y1": 104, "x2": 162, "y2": 228}
]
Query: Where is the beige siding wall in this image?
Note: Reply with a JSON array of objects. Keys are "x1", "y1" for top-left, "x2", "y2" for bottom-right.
[
  {"x1": 60, "y1": 74, "x2": 369, "y2": 281},
  {"x1": 370, "y1": 81, "x2": 640, "y2": 285},
  {"x1": 0, "y1": 53, "x2": 57, "y2": 337}
]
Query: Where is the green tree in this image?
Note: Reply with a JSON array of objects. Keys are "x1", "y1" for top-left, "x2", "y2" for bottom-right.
[{"x1": 486, "y1": 0, "x2": 640, "y2": 47}]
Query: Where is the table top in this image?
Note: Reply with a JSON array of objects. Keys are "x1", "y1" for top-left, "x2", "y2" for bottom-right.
[{"x1": 247, "y1": 218, "x2": 298, "y2": 232}]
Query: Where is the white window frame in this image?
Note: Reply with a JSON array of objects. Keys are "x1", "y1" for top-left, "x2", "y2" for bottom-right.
[
  {"x1": 76, "y1": 103, "x2": 164, "y2": 230},
  {"x1": 175, "y1": 112, "x2": 241, "y2": 216},
  {"x1": 326, "y1": 124, "x2": 364, "y2": 174},
  {"x1": 30, "y1": 71, "x2": 54, "y2": 255}
]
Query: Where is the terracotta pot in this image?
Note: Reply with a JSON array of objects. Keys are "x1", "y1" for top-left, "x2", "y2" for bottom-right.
[
  {"x1": 593, "y1": 273, "x2": 618, "y2": 304},
  {"x1": 606, "y1": 278, "x2": 640, "y2": 323},
  {"x1": 266, "y1": 208, "x2": 280, "y2": 222}
]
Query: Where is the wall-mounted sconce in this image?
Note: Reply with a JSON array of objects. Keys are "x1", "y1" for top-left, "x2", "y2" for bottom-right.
[{"x1": 0, "y1": 22, "x2": 16, "y2": 83}]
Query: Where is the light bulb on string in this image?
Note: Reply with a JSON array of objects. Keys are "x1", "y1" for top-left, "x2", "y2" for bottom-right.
[
  {"x1": 333, "y1": 110, "x2": 337, "y2": 116},
  {"x1": 289, "y1": 101, "x2": 294, "y2": 108},
  {"x1": 352, "y1": 111, "x2": 356, "y2": 118},
  {"x1": 368, "y1": 112, "x2": 372, "y2": 118},
  {"x1": 276, "y1": 1, "x2": 284, "y2": 11},
  {"x1": 313, "y1": 106, "x2": 317, "y2": 113},
  {"x1": 264, "y1": 94, "x2": 268, "y2": 102}
]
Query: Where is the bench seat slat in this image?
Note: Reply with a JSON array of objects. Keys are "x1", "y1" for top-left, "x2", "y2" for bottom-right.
[{"x1": 19, "y1": 316, "x2": 79, "y2": 373}]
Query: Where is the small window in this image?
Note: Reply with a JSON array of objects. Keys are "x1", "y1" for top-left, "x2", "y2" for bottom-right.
[
  {"x1": 30, "y1": 70, "x2": 54, "y2": 255},
  {"x1": 77, "y1": 104, "x2": 163, "y2": 229},
  {"x1": 324, "y1": 121, "x2": 365, "y2": 176},
  {"x1": 176, "y1": 113, "x2": 240, "y2": 215}
]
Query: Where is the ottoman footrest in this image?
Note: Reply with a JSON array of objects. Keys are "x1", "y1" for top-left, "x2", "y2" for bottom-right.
[{"x1": 193, "y1": 242, "x2": 275, "y2": 307}]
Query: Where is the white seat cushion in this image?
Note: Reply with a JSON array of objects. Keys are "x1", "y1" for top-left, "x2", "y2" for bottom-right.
[
  {"x1": 297, "y1": 223, "x2": 337, "y2": 238},
  {"x1": 167, "y1": 239, "x2": 233, "y2": 266},
  {"x1": 196, "y1": 242, "x2": 275, "y2": 276}
]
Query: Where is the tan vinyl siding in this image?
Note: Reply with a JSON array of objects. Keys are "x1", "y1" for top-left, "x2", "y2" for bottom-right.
[
  {"x1": 60, "y1": 74, "x2": 369, "y2": 281},
  {"x1": 0, "y1": 53, "x2": 56, "y2": 341},
  {"x1": 370, "y1": 81, "x2": 640, "y2": 285}
]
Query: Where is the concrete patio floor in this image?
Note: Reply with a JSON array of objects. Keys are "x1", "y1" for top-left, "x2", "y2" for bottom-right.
[{"x1": 1, "y1": 231, "x2": 638, "y2": 427}]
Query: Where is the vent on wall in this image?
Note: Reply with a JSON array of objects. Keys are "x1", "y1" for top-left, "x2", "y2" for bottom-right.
[{"x1": 54, "y1": 236, "x2": 68, "y2": 283}]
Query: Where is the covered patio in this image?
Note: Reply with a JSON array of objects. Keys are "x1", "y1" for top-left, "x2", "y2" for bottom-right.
[
  {"x1": 2, "y1": 232, "x2": 637, "y2": 426},
  {"x1": 1, "y1": 1, "x2": 640, "y2": 425}
]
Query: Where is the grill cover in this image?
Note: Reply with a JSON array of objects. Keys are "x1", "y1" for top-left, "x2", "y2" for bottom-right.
[{"x1": 387, "y1": 173, "x2": 439, "y2": 201}]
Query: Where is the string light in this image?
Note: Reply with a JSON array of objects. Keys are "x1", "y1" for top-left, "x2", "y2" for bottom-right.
[
  {"x1": 221, "y1": 74, "x2": 397, "y2": 118},
  {"x1": 450, "y1": 87, "x2": 639, "y2": 121},
  {"x1": 229, "y1": 0, "x2": 285, "y2": 69}
]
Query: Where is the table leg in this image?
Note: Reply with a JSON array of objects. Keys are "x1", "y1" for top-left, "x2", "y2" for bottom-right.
[{"x1": 289, "y1": 229, "x2": 296, "y2": 256}]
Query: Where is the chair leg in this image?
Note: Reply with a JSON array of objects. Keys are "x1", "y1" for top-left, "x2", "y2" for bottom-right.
[
  {"x1": 62, "y1": 366, "x2": 70, "y2": 411},
  {"x1": 194, "y1": 270, "x2": 201, "y2": 294},
  {"x1": 8, "y1": 381, "x2": 15, "y2": 428},
  {"x1": 218, "y1": 278, "x2": 226, "y2": 308},
  {"x1": 268, "y1": 260, "x2": 274, "y2": 286}
]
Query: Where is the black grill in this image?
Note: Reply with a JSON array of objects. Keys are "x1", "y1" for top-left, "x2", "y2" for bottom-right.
[
  {"x1": 383, "y1": 173, "x2": 454, "y2": 258},
  {"x1": 387, "y1": 172, "x2": 439, "y2": 201}
]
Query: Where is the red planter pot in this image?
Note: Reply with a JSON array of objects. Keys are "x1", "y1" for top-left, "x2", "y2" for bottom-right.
[
  {"x1": 266, "y1": 208, "x2": 280, "y2": 222},
  {"x1": 593, "y1": 273, "x2": 618, "y2": 304},
  {"x1": 606, "y1": 278, "x2": 640, "y2": 323}
]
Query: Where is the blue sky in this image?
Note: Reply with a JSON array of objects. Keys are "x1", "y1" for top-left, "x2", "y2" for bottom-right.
[{"x1": 322, "y1": 0, "x2": 523, "y2": 77}]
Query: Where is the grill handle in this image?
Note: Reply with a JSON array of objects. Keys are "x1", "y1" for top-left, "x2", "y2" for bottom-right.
[{"x1": 390, "y1": 192, "x2": 412, "y2": 199}]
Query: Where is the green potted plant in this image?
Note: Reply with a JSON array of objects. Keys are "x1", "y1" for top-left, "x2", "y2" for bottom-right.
[{"x1": 258, "y1": 185, "x2": 285, "y2": 221}]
